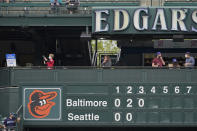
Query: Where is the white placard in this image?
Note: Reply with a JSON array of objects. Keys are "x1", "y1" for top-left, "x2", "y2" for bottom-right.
[{"x1": 6, "y1": 54, "x2": 16, "y2": 67}]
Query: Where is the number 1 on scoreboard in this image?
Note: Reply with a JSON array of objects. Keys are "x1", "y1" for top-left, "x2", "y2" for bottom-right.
[{"x1": 116, "y1": 86, "x2": 120, "y2": 94}]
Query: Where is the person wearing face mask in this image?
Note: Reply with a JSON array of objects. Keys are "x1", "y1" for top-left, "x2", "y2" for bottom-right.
[
  {"x1": 101, "y1": 55, "x2": 112, "y2": 67},
  {"x1": 152, "y1": 52, "x2": 165, "y2": 67},
  {"x1": 43, "y1": 54, "x2": 54, "y2": 69},
  {"x1": 184, "y1": 52, "x2": 195, "y2": 68}
]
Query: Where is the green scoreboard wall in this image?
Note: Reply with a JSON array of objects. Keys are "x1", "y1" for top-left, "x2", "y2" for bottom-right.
[
  {"x1": 1, "y1": 68, "x2": 197, "y2": 127},
  {"x1": 22, "y1": 83, "x2": 197, "y2": 126}
]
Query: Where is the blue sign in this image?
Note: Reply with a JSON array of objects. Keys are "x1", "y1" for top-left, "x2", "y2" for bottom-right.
[
  {"x1": 6, "y1": 54, "x2": 16, "y2": 67},
  {"x1": 6, "y1": 54, "x2": 16, "y2": 59}
]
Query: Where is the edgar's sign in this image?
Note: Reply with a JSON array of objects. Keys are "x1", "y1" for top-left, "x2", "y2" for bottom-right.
[
  {"x1": 93, "y1": 7, "x2": 197, "y2": 34},
  {"x1": 24, "y1": 87, "x2": 61, "y2": 120}
]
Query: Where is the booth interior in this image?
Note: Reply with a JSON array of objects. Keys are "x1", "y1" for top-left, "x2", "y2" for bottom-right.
[{"x1": 0, "y1": 27, "x2": 196, "y2": 67}]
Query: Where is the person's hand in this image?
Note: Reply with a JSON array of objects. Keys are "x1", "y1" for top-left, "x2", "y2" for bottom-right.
[
  {"x1": 3, "y1": 125, "x2": 6, "y2": 129},
  {"x1": 185, "y1": 63, "x2": 190, "y2": 67},
  {"x1": 17, "y1": 117, "x2": 21, "y2": 123},
  {"x1": 44, "y1": 57, "x2": 47, "y2": 61},
  {"x1": 103, "y1": 59, "x2": 107, "y2": 64},
  {"x1": 159, "y1": 56, "x2": 163, "y2": 59},
  {"x1": 152, "y1": 64, "x2": 158, "y2": 67}
]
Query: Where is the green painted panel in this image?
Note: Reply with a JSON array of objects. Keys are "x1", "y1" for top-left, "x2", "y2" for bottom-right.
[
  {"x1": 0, "y1": 68, "x2": 10, "y2": 87},
  {"x1": 0, "y1": 68, "x2": 196, "y2": 86},
  {"x1": 0, "y1": 87, "x2": 19, "y2": 117},
  {"x1": 0, "y1": 15, "x2": 91, "y2": 26},
  {"x1": 92, "y1": 7, "x2": 197, "y2": 35},
  {"x1": 21, "y1": 83, "x2": 197, "y2": 126},
  {"x1": 164, "y1": 2, "x2": 197, "y2": 6},
  {"x1": 80, "y1": 2, "x2": 139, "y2": 7},
  {"x1": 0, "y1": 2, "x2": 139, "y2": 7},
  {"x1": 57, "y1": 69, "x2": 99, "y2": 83}
]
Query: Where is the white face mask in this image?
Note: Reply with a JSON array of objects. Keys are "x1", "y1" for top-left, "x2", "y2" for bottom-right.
[
  {"x1": 49, "y1": 56, "x2": 52, "y2": 59},
  {"x1": 185, "y1": 55, "x2": 187, "y2": 58}
]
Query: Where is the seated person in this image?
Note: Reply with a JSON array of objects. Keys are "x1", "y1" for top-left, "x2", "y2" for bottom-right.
[
  {"x1": 3, "y1": 113, "x2": 17, "y2": 130},
  {"x1": 184, "y1": 52, "x2": 195, "y2": 68},
  {"x1": 66, "y1": 0, "x2": 80, "y2": 13},
  {"x1": 66, "y1": 0, "x2": 79, "y2": 6},
  {"x1": 50, "y1": 0, "x2": 62, "y2": 6},
  {"x1": 102, "y1": 55, "x2": 112, "y2": 67},
  {"x1": 152, "y1": 52, "x2": 165, "y2": 67},
  {"x1": 170, "y1": 58, "x2": 180, "y2": 68}
]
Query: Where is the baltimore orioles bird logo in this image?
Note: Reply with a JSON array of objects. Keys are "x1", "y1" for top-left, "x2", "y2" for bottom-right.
[{"x1": 28, "y1": 90, "x2": 57, "y2": 118}]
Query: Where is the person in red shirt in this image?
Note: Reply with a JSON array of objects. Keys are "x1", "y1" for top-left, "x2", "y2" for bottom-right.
[
  {"x1": 152, "y1": 52, "x2": 165, "y2": 67},
  {"x1": 43, "y1": 54, "x2": 54, "y2": 69}
]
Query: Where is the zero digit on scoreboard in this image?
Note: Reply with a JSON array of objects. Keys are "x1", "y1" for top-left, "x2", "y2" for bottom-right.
[
  {"x1": 137, "y1": 98, "x2": 145, "y2": 108},
  {"x1": 114, "y1": 112, "x2": 133, "y2": 122},
  {"x1": 126, "y1": 113, "x2": 133, "y2": 122},
  {"x1": 114, "y1": 98, "x2": 121, "y2": 107},
  {"x1": 114, "y1": 112, "x2": 121, "y2": 122}
]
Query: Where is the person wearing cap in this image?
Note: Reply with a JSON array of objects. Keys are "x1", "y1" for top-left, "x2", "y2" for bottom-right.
[
  {"x1": 184, "y1": 52, "x2": 195, "y2": 68},
  {"x1": 152, "y1": 52, "x2": 165, "y2": 67},
  {"x1": 172, "y1": 58, "x2": 180, "y2": 68},
  {"x1": 3, "y1": 113, "x2": 16, "y2": 131}
]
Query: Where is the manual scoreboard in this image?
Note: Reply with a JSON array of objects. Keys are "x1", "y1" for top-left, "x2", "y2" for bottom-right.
[{"x1": 23, "y1": 83, "x2": 197, "y2": 126}]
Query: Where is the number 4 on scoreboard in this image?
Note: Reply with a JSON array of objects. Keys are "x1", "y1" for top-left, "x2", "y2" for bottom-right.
[{"x1": 151, "y1": 86, "x2": 156, "y2": 94}]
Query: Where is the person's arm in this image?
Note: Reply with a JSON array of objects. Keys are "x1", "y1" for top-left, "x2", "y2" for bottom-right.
[
  {"x1": 152, "y1": 59, "x2": 158, "y2": 67},
  {"x1": 3, "y1": 119, "x2": 7, "y2": 128},
  {"x1": 185, "y1": 57, "x2": 195, "y2": 66},
  {"x1": 190, "y1": 57, "x2": 195, "y2": 66},
  {"x1": 102, "y1": 59, "x2": 107, "y2": 64},
  {"x1": 160, "y1": 57, "x2": 165, "y2": 65},
  {"x1": 152, "y1": 63, "x2": 158, "y2": 67}
]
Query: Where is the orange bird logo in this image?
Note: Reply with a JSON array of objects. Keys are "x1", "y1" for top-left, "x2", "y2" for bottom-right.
[{"x1": 28, "y1": 90, "x2": 57, "y2": 118}]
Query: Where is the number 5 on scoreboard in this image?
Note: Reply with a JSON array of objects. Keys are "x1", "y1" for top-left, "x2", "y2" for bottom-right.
[{"x1": 163, "y1": 86, "x2": 168, "y2": 94}]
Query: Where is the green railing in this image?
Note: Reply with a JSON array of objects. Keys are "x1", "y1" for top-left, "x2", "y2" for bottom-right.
[
  {"x1": 164, "y1": 0, "x2": 197, "y2": 6},
  {"x1": 0, "y1": 67, "x2": 197, "y2": 87},
  {"x1": 0, "y1": 0, "x2": 140, "y2": 16}
]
